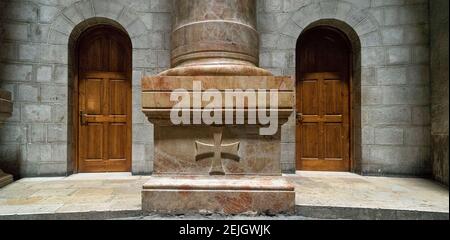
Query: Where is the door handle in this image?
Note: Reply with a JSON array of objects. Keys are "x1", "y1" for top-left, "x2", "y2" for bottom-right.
[{"x1": 80, "y1": 111, "x2": 87, "y2": 125}]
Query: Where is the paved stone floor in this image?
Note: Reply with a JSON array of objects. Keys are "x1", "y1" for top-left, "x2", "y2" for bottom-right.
[
  {"x1": 289, "y1": 171, "x2": 449, "y2": 213},
  {"x1": 0, "y1": 173, "x2": 147, "y2": 218},
  {"x1": 0, "y1": 172, "x2": 448, "y2": 219}
]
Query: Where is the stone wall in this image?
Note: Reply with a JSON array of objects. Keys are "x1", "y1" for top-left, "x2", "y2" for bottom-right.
[
  {"x1": 258, "y1": 0, "x2": 432, "y2": 176},
  {"x1": 430, "y1": 0, "x2": 449, "y2": 186},
  {"x1": 0, "y1": 0, "x2": 172, "y2": 177},
  {"x1": 0, "y1": 0, "x2": 436, "y2": 178}
]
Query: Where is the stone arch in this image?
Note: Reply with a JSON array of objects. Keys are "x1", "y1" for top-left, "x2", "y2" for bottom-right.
[
  {"x1": 46, "y1": 0, "x2": 149, "y2": 48},
  {"x1": 65, "y1": 17, "x2": 134, "y2": 174},
  {"x1": 281, "y1": 0, "x2": 382, "y2": 50},
  {"x1": 44, "y1": 0, "x2": 171, "y2": 176},
  {"x1": 295, "y1": 18, "x2": 364, "y2": 173}
]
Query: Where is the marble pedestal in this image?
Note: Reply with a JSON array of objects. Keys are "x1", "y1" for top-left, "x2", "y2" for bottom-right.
[
  {"x1": 142, "y1": 176, "x2": 295, "y2": 215},
  {"x1": 141, "y1": 76, "x2": 296, "y2": 215},
  {"x1": 141, "y1": 0, "x2": 295, "y2": 215}
]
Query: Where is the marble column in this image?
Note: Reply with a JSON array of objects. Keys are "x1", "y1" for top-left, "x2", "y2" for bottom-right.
[
  {"x1": 0, "y1": 89, "x2": 13, "y2": 188},
  {"x1": 141, "y1": 0, "x2": 295, "y2": 215},
  {"x1": 160, "y1": 0, "x2": 271, "y2": 76}
]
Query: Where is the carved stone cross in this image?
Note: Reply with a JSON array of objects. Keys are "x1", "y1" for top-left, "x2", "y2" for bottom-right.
[{"x1": 195, "y1": 127, "x2": 240, "y2": 175}]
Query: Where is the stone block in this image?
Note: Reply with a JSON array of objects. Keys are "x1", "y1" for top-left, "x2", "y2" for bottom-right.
[
  {"x1": 413, "y1": 46, "x2": 430, "y2": 64},
  {"x1": 132, "y1": 143, "x2": 146, "y2": 162},
  {"x1": 0, "y1": 64, "x2": 33, "y2": 82},
  {"x1": 377, "y1": 67, "x2": 407, "y2": 85},
  {"x1": 18, "y1": 84, "x2": 39, "y2": 102},
  {"x1": 4, "y1": 1, "x2": 38, "y2": 22},
  {"x1": 387, "y1": 47, "x2": 411, "y2": 64},
  {"x1": 265, "y1": 0, "x2": 283, "y2": 12},
  {"x1": 52, "y1": 104, "x2": 67, "y2": 123},
  {"x1": 26, "y1": 144, "x2": 52, "y2": 163},
  {"x1": 3, "y1": 23, "x2": 29, "y2": 41},
  {"x1": 405, "y1": 127, "x2": 430, "y2": 146},
  {"x1": 62, "y1": 5, "x2": 84, "y2": 25},
  {"x1": 132, "y1": 124, "x2": 153, "y2": 144},
  {"x1": 142, "y1": 176, "x2": 295, "y2": 215},
  {"x1": 382, "y1": 86, "x2": 430, "y2": 105},
  {"x1": 369, "y1": 106, "x2": 411, "y2": 125},
  {"x1": 37, "y1": 66, "x2": 53, "y2": 83},
  {"x1": 362, "y1": 87, "x2": 382, "y2": 105},
  {"x1": 76, "y1": 0, "x2": 95, "y2": 19},
  {"x1": 0, "y1": 125, "x2": 24, "y2": 144},
  {"x1": 407, "y1": 65, "x2": 430, "y2": 85},
  {"x1": 51, "y1": 144, "x2": 67, "y2": 163},
  {"x1": 153, "y1": 126, "x2": 282, "y2": 176},
  {"x1": 404, "y1": 25, "x2": 429, "y2": 45},
  {"x1": 412, "y1": 106, "x2": 431, "y2": 126},
  {"x1": 149, "y1": 0, "x2": 173, "y2": 12},
  {"x1": 30, "y1": 124, "x2": 46, "y2": 143},
  {"x1": 362, "y1": 127, "x2": 374, "y2": 145},
  {"x1": 92, "y1": 0, "x2": 124, "y2": 19},
  {"x1": 18, "y1": 44, "x2": 40, "y2": 61},
  {"x1": 40, "y1": 45, "x2": 68, "y2": 64},
  {"x1": 362, "y1": 47, "x2": 385, "y2": 67},
  {"x1": 38, "y1": 162, "x2": 66, "y2": 176},
  {"x1": 281, "y1": 143, "x2": 295, "y2": 164},
  {"x1": 39, "y1": 5, "x2": 60, "y2": 23},
  {"x1": 381, "y1": 27, "x2": 404, "y2": 45},
  {"x1": 151, "y1": 13, "x2": 171, "y2": 31},
  {"x1": 54, "y1": 65, "x2": 68, "y2": 84},
  {"x1": 22, "y1": 104, "x2": 52, "y2": 123},
  {"x1": 361, "y1": 68, "x2": 377, "y2": 86},
  {"x1": 47, "y1": 124, "x2": 67, "y2": 143},
  {"x1": 30, "y1": 24, "x2": 50, "y2": 43},
  {"x1": 374, "y1": 127, "x2": 404, "y2": 145},
  {"x1": 40, "y1": 85, "x2": 68, "y2": 103}
]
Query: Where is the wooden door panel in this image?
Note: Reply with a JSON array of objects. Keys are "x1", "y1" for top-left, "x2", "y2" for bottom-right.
[
  {"x1": 324, "y1": 123, "x2": 342, "y2": 160},
  {"x1": 297, "y1": 72, "x2": 350, "y2": 171},
  {"x1": 108, "y1": 123, "x2": 127, "y2": 160},
  {"x1": 85, "y1": 123, "x2": 103, "y2": 160},
  {"x1": 85, "y1": 79, "x2": 103, "y2": 114},
  {"x1": 109, "y1": 80, "x2": 128, "y2": 115},
  {"x1": 296, "y1": 27, "x2": 351, "y2": 172},
  {"x1": 77, "y1": 26, "x2": 131, "y2": 173},
  {"x1": 324, "y1": 79, "x2": 342, "y2": 115},
  {"x1": 301, "y1": 123, "x2": 319, "y2": 159},
  {"x1": 301, "y1": 80, "x2": 319, "y2": 115}
]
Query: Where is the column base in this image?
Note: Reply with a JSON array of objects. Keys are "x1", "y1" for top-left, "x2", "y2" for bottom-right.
[
  {"x1": 0, "y1": 169, "x2": 13, "y2": 188},
  {"x1": 142, "y1": 175, "x2": 295, "y2": 215}
]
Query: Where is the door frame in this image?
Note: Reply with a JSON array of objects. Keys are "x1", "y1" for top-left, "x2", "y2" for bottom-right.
[
  {"x1": 71, "y1": 24, "x2": 133, "y2": 173},
  {"x1": 295, "y1": 26, "x2": 354, "y2": 172}
]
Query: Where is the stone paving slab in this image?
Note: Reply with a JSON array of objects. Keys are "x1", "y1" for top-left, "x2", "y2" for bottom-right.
[
  {"x1": 0, "y1": 172, "x2": 448, "y2": 220},
  {"x1": 290, "y1": 172, "x2": 449, "y2": 213}
]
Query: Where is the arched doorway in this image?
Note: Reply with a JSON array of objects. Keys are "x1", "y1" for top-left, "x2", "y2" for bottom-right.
[
  {"x1": 74, "y1": 25, "x2": 132, "y2": 173},
  {"x1": 296, "y1": 26, "x2": 352, "y2": 172}
]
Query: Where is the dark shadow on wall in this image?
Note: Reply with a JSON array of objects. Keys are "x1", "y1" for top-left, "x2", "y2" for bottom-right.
[
  {"x1": 0, "y1": 0, "x2": 22, "y2": 179},
  {"x1": 430, "y1": 0, "x2": 449, "y2": 187}
]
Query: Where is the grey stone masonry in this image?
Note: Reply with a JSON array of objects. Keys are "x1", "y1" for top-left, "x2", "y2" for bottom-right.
[
  {"x1": 258, "y1": 0, "x2": 432, "y2": 176},
  {"x1": 430, "y1": 0, "x2": 449, "y2": 186},
  {"x1": 0, "y1": 0, "x2": 172, "y2": 177},
  {"x1": 0, "y1": 0, "x2": 439, "y2": 178}
]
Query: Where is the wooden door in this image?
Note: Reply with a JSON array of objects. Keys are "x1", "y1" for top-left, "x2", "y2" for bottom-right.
[
  {"x1": 77, "y1": 26, "x2": 132, "y2": 173},
  {"x1": 296, "y1": 27, "x2": 351, "y2": 171}
]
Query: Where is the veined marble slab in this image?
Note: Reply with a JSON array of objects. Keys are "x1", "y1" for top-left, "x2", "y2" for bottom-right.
[{"x1": 142, "y1": 175, "x2": 295, "y2": 215}]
